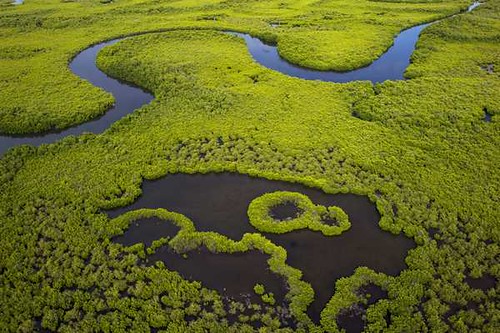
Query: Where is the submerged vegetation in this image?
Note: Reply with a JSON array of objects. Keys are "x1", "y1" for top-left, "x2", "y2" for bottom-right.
[{"x1": 0, "y1": 0, "x2": 499, "y2": 332}]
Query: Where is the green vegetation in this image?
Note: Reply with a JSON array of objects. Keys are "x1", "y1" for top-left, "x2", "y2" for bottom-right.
[
  {"x1": 253, "y1": 284, "x2": 277, "y2": 306},
  {"x1": 262, "y1": 293, "x2": 277, "y2": 306},
  {"x1": 254, "y1": 283, "x2": 266, "y2": 295},
  {"x1": 1, "y1": 0, "x2": 499, "y2": 332},
  {"x1": 110, "y1": 208, "x2": 318, "y2": 330},
  {"x1": 247, "y1": 191, "x2": 351, "y2": 236},
  {"x1": 0, "y1": 0, "x2": 470, "y2": 134},
  {"x1": 321, "y1": 267, "x2": 393, "y2": 332}
]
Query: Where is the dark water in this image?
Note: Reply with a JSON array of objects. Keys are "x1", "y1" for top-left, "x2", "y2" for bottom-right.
[
  {"x1": 113, "y1": 216, "x2": 180, "y2": 247},
  {"x1": 269, "y1": 202, "x2": 303, "y2": 221},
  {"x1": 113, "y1": 215, "x2": 290, "y2": 324},
  {"x1": 0, "y1": 39, "x2": 153, "y2": 155},
  {"x1": 229, "y1": 25, "x2": 429, "y2": 84},
  {"x1": 1, "y1": 2, "x2": 480, "y2": 327},
  {"x1": 108, "y1": 173, "x2": 414, "y2": 322},
  {"x1": 336, "y1": 284, "x2": 388, "y2": 333},
  {"x1": 465, "y1": 275, "x2": 497, "y2": 291},
  {"x1": 149, "y1": 247, "x2": 288, "y2": 306},
  {"x1": 0, "y1": 2, "x2": 480, "y2": 155},
  {"x1": 229, "y1": 2, "x2": 481, "y2": 84},
  {"x1": 484, "y1": 110, "x2": 492, "y2": 122}
]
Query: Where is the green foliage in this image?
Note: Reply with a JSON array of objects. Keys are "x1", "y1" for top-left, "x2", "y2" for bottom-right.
[
  {"x1": 247, "y1": 191, "x2": 351, "y2": 236},
  {"x1": 0, "y1": 0, "x2": 499, "y2": 332},
  {"x1": 320, "y1": 267, "x2": 393, "y2": 332},
  {"x1": 254, "y1": 283, "x2": 265, "y2": 295},
  {"x1": 262, "y1": 293, "x2": 276, "y2": 306},
  {"x1": 108, "y1": 208, "x2": 319, "y2": 330},
  {"x1": 0, "y1": 0, "x2": 467, "y2": 134}
]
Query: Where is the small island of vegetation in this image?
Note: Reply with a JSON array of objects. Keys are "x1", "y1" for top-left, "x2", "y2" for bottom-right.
[{"x1": 0, "y1": 0, "x2": 498, "y2": 332}]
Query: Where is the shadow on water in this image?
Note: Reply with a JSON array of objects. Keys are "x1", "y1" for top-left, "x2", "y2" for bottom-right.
[{"x1": 108, "y1": 173, "x2": 415, "y2": 322}]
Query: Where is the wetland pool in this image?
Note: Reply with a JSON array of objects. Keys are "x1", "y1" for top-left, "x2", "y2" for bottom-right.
[{"x1": 109, "y1": 173, "x2": 415, "y2": 322}]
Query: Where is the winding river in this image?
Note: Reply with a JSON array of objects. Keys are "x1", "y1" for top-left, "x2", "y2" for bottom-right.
[
  {"x1": 0, "y1": 2, "x2": 480, "y2": 155},
  {"x1": 2, "y1": 3, "x2": 482, "y2": 327}
]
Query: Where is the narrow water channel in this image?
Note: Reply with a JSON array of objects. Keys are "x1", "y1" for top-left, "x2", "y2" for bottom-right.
[
  {"x1": 228, "y1": 24, "x2": 428, "y2": 83},
  {"x1": 229, "y1": 2, "x2": 481, "y2": 83},
  {"x1": 0, "y1": 39, "x2": 153, "y2": 155},
  {"x1": 3, "y1": 1, "x2": 480, "y2": 327},
  {"x1": 0, "y1": 2, "x2": 481, "y2": 154}
]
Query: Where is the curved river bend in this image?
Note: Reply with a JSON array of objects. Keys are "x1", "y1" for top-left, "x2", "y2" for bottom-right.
[
  {"x1": 0, "y1": 2, "x2": 480, "y2": 155},
  {"x1": 235, "y1": 0, "x2": 479, "y2": 83},
  {"x1": 0, "y1": 2, "x2": 480, "y2": 327},
  {"x1": 0, "y1": 39, "x2": 154, "y2": 155}
]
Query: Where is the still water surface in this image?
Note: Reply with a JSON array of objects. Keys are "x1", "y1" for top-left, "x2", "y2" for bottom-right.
[
  {"x1": 109, "y1": 173, "x2": 415, "y2": 322},
  {"x1": 0, "y1": 2, "x2": 481, "y2": 154}
]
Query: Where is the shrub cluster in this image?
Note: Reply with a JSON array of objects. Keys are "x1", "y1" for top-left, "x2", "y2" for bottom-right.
[{"x1": 248, "y1": 191, "x2": 350, "y2": 236}]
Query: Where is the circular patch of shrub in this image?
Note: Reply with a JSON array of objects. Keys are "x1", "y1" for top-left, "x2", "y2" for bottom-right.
[{"x1": 247, "y1": 191, "x2": 351, "y2": 236}]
